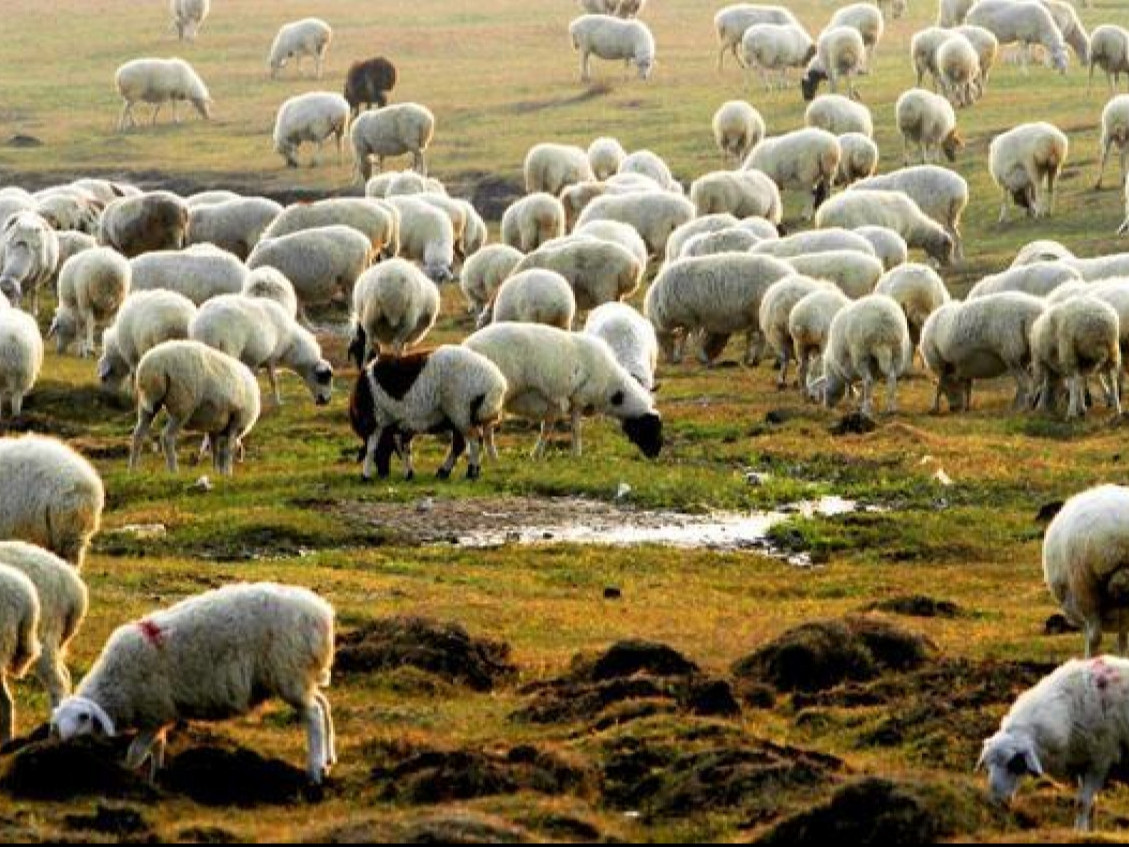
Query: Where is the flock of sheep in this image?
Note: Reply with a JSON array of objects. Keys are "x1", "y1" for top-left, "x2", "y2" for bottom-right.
[{"x1": 5, "y1": 0, "x2": 1129, "y2": 831}]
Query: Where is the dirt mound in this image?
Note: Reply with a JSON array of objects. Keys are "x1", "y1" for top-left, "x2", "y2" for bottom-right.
[
  {"x1": 867, "y1": 595, "x2": 963, "y2": 619},
  {"x1": 161, "y1": 744, "x2": 313, "y2": 807},
  {"x1": 175, "y1": 826, "x2": 245, "y2": 843},
  {"x1": 63, "y1": 804, "x2": 154, "y2": 841},
  {"x1": 336, "y1": 616, "x2": 516, "y2": 691},
  {"x1": 577, "y1": 639, "x2": 699, "y2": 680},
  {"x1": 0, "y1": 735, "x2": 155, "y2": 801},
  {"x1": 733, "y1": 617, "x2": 934, "y2": 693},
  {"x1": 5, "y1": 134, "x2": 43, "y2": 148},
  {"x1": 830, "y1": 412, "x2": 878, "y2": 436},
  {"x1": 469, "y1": 174, "x2": 523, "y2": 222},
  {"x1": 312, "y1": 810, "x2": 534, "y2": 843}
]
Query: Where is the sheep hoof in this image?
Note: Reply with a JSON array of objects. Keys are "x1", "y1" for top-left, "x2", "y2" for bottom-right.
[
  {"x1": 403, "y1": 469, "x2": 415, "y2": 482},
  {"x1": 466, "y1": 465, "x2": 481, "y2": 480},
  {"x1": 436, "y1": 467, "x2": 452, "y2": 480}
]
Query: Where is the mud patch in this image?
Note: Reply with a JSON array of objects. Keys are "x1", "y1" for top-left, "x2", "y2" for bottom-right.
[
  {"x1": 468, "y1": 173, "x2": 524, "y2": 222},
  {"x1": 336, "y1": 616, "x2": 516, "y2": 691},
  {"x1": 0, "y1": 735, "x2": 155, "y2": 801},
  {"x1": 866, "y1": 595, "x2": 963, "y2": 619},
  {"x1": 161, "y1": 743, "x2": 314, "y2": 807},
  {"x1": 5, "y1": 135, "x2": 43, "y2": 148},
  {"x1": 63, "y1": 804, "x2": 154, "y2": 841}
]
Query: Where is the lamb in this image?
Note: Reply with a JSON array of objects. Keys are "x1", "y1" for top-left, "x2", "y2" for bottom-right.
[
  {"x1": 788, "y1": 287, "x2": 852, "y2": 391},
  {"x1": 759, "y1": 274, "x2": 836, "y2": 387},
  {"x1": 618, "y1": 150, "x2": 681, "y2": 193},
  {"x1": 855, "y1": 226, "x2": 909, "y2": 270},
  {"x1": 874, "y1": 263, "x2": 950, "y2": 344},
  {"x1": 583, "y1": 302, "x2": 659, "y2": 390},
  {"x1": 170, "y1": 0, "x2": 209, "y2": 41},
  {"x1": 268, "y1": 18, "x2": 332, "y2": 79},
  {"x1": 690, "y1": 170, "x2": 782, "y2": 222},
  {"x1": 851, "y1": 166, "x2": 970, "y2": 260},
  {"x1": 0, "y1": 211, "x2": 59, "y2": 314},
  {"x1": 664, "y1": 214, "x2": 740, "y2": 262},
  {"x1": 0, "y1": 563, "x2": 39, "y2": 745},
  {"x1": 0, "y1": 435, "x2": 104, "y2": 568},
  {"x1": 187, "y1": 197, "x2": 283, "y2": 260},
  {"x1": 262, "y1": 198, "x2": 399, "y2": 259},
  {"x1": 744, "y1": 128, "x2": 841, "y2": 220},
  {"x1": 1089, "y1": 25, "x2": 1129, "y2": 95},
  {"x1": 513, "y1": 236, "x2": 643, "y2": 312},
  {"x1": 739, "y1": 23, "x2": 818, "y2": 91},
  {"x1": 829, "y1": 3, "x2": 885, "y2": 67},
  {"x1": 644, "y1": 253, "x2": 793, "y2": 365},
  {"x1": 385, "y1": 196, "x2": 456, "y2": 282},
  {"x1": 955, "y1": 24, "x2": 1000, "y2": 94},
  {"x1": 350, "y1": 347, "x2": 507, "y2": 480},
  {"x1": 784, "y1": 250, "x2": 885, "y2": 298},
  {"x1": 938, "y1": 0, "x2": 975, "y2": 27},
  {"x1": 989, "y1": 121, "x2": 1069, "y2": 221},
  {"x1": 805, "y1": 94, "x2": 873, "y2": 137},
  {"x1": 836, "y1": 133, "x2": 880, "y2": 185},
  {"x1": 935, "y1": 33, "x2": 981, "y2": 107},
  {"x1": 0, "y1": 299, "x2": 43, "y2": 418},
  {"x1": 130, "y1": 340, "x2": 261, "y2": 475},
  {"x1": 97, "y1": 290, "x2": 197, "y2": 394},
  {"x1": 574, "y1": 191, "x2": 695, "y2": 256},
  {"x1": 49, "y1": 247, "x2": 132, "y2": 358},
  {"x1": 524, "y1": 143, "x2": 595, "y2": 195},
  {"x1": 588, "y1": 137, "x2": 627, "y2": 179},
  {"x1": 965, "y1": 0, "x2": 1069, "y2": 75},
  {"x1": 1096, "y1": 95, "x2": 1129, "y2": 190},
  {"x1": 681, "y1": 228, "x2": 762, "y2": 257},
  {"x1": 52, "y1": 582, "x2": 336, "y2": 785},
  {"x1": 752, "y1": 227, "x2": 878, "y2": 260},
  {"x1": 465, "y1": 323, "x2": 663, "y2": 458},
  {"x1": 815, "y1": 190, "x2": 955, "y2": 266},
  {"x1": 813, "y1": 293, "x2": 912, "y2": 415},
  {"x1": 350, "y1": 103, "x2": 435, "y2": 181},
  {"x1": 114, "y1": 58, "x2": 212, "y2": 131},
  {"x1": 966, "y1": 261, "x2": 1081, "y2": 298},
  {"x1": 484, "y1": 269, "x2": 576, "y2": 330},
  {"x1": 713, "y1": 101, "x2": 766, "y2": 163},
  {"x1": 348, "y1": 259, "x2": 440, "y2": 364},
  {"x1": 802, "y1": 26, "x2": 867, "y2": 101},
  {"x1": 895, "y1": 89, "x2": 963, "y2": 166},
  {"x1": 501, "y1": 194, "x2": 566, "y2": 252},
  {"x1": 273, "y1": 92, "x2": 350, "y2": 169},
  {"x1": 569, "y1": 15, "x2": 656, "y2": 82},
  {"x1": 1029, "y1": 298, "x2": 1121, "y2": 418},
  {"x1": 98, "y1": 191, "x2": 190, "y2": 258},
  {"x1": 919, "y1": 292, "x2": 1046, "y2": 412},
  {"x1": 460, "y1": 245, "x2": 524, "y2": 315},
  {"x1": 573, "y1": 219, "x2": 649, "y2": 267},
  {"x1": 131, "y1": 243, "x2": 247, "y2": 305},
  {"x1": 714, "y1": 4, "x2": 802, "y2": 71},
  {"x1": 344, "y1": 57, "x2": 397, "y2": 117}
]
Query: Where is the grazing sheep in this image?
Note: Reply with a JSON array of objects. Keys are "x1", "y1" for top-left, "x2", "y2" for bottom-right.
[
  {"x1": 895, "y1": 88, "x2": 963, "y2": 166},
  {"x1": 115, "y1": 58, "x2": 212, "y2": 131},
  {"x1": 989, "y1": 121, "x2": 1069, "y2": 221},
  {"x1": 714, "y1": 4, "x2": 802, "y2": 71},
  {"x1": 690, "y1": 170, "x2": 782, "y2": 222},
  {"x1": 874, "y1": 262, "x2": 950, "y2": 344},
  {"x1": 501, "y1": 194, "x2": 566, "y2": 252},
  {"x1": 753, "y1": 227, "x2": 877, "y2": 260},
  {"x1": 460, "y1": 245, "x2": 524, "y2": 315},
  {"x1": 618, "y1": 150, "x2": 681, "y2": 193},
  {"x1": 830, "y1": 3, "x2": 885, "y2": 67},
  {"x1": 569, "y1": 15, "x2": 655, "y2": 81},
  {"x1": 187, "y1": 197, "x2": 283, "y2": 260},
  {"x1": 170, "y1": 0, "x2": 209, "y2": 42},
  {"x1": 644, "y1": 253, "x2": 793, "y2": 364},
  {"x1": 1090, "y1": 25, "x2": 1129, "y2": 95},
  {"x1": 878, "y1": 0, "x2": 907, "y2": 19},
  {"x1": 0, "y1": 435, "x2": 104, "y2": 568},
  {"x1": 910, "y1": 26, "x2": 953, "y2": 89},
  {"x1": 351, "y1": 346, "x2": 507, "y2": 480},
  {"x1": 273, "y1": 92, "x2": 350, "y2": 169},
  {"x1": 34, "y1": 189, "x2": 102, "y2": 236},
  {"x1": 53, "y1": 231, "x2": 98, "y2": 285},
  {"x1": 185, "y1": 190, "x2": 240, "y2": 208},
  {"x1": 935, "y1": 33, "x2": 981, "y2": 106},
  {"x1": 713, "y1": 101, "x2": 766, "y2": 163},
  {"x1": 513, "y1": 236, "x2": 642, "y2": 312},
  {"x1": 98, "y1": 191, "x2": 189, "y2": 258},
  {"x1": 0, "y1": 211, "x2": 59, "y2": 314},
  {"x1": 789, "y1": 287, "x2": 852, "y2": 392},
  {"x1": 52, "y1": 583, "x2": 336, "y2": 785},
  {"x1": 802, "y1": 25, "x2": 867, "y2": 101},
  {"x1": 805, "y1": 94, "x2": 873, "y2": 137},
  {"x1": 1029, "y1": 297, "x2": 1121, "y2": 418},
  {"x1": 836, "y1": 132, "x2": 880, "y2": 185},
  {"x1": 1013, "y1": 240, "x2": 1075, "y2": 267},
  {"x1": 1096, "y1": 95, "x2": 1129, "y2": 190},
  {"x1": 1037, "y1": 0, "x2": 1089, "y2": 66},
  {"x1": 588, "y1": 137, "x2": 627, "y2": 179},
  {"x1": 583, "y1": 302, "x2": 659, "y2": 390},
  {"x1": 574, "y1": 190, "x2": 695, "y2": 256},
  {"x1": 855, "y1": 226, "x2": 909, "y2": 270},
  {"x1": 744, "y1": 128, "x2": 841, "y2": 220},
  {"x1": 816, "y1": 189, "x2": 954, "y2": 266},
  {"x1": 344, "y1": 57, "x2": 397, "y2": 116},
  {"x1": 938, "y1": 0, "x2": 975, "y2": 27},
  {"x1": 130, "y1": 340, "x2": 261, "y2": 475},
  {"x1": 852, "y1": 166, "x2": 970, "y2": 260},
  {"x1": 348, "y1": 259, "x2": 440, "y2": 364},
  {"x1": 98, "y1": 290, "x2": 197, "y2": 394},
  {"x1": 955, "y1": 24, "x2": 1000, "y2": 94},
  {"x1": 1066, "y1": 253, "x2": 1129, "y2": 281},
  {"x1": 524, "y1": 143, "x2": 595, "y2": 195},
  {"x1": 681, "y1": 227, "x2": 762, "y2": 257},
  {"x1": 785, "y1": 250, "x2": 885, "y2": 298},
  {"x1": 965, "y1": 0, "x2": 1069, "y2": 75},
  {"x1": 485, "y1": 269, "x2": 577, "y2": 330},
  {"x1": 740, "y1": 23, "x2": 818, "y2": 91},
  {"x1": 0, "y1": 564, "x2": 39, "y2": 745},
  {"x1": 131, "y1": 244, "x2": 246, "y2": 305},
  {"x1": 385, "y1": 196, "x2": 455, "y2": 283},
  {"x1": 573, "y1": 219, "x2": 648, "y2": 266},
  {"x1": 460, "y1": 201, "x2": 488, "y2": 260},
  {"x1": 465, "y1": 323, "x2": 663, "y2": 458},
  {"x1": 664, "y1": 214, "x2": 740, "y2": 261},
  {"x1": 0, "y1": 191, "x2": 33, "y2": 231},
  {"x1": 242, "y1": 267, "x2": 298, "y2": 319},
  {"x1": 263, "y1": 199, "x2": 398, "y2": 259},
  {"x1": 966, "y1": 261, "x2": 1081, "y2": 299},
  {"x1": 350, "y1": 103, "x2": 435, "y2": 180},
  {"x1": 0, "y1": 300, "x2": 43, "y2": 418},
  {"x1": 759, "y1": 274, "x2": 835, "y2": 387},
  {"x1": 269, "y1": 18, "x2": 332, "y2": 80},
  {"x1": 49, "y1": 247, "x2": 131, "y2": 358}
]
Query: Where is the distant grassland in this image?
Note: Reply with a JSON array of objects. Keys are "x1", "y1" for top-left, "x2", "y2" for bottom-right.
[{"x1": 3, "y1": 0, "x2": 1129, "y2": 842}]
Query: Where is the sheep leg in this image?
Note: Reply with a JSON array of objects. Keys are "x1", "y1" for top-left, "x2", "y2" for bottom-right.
[
  {"x1": 118, "y1": 101, "x2": 133, "y2": 132},
  {"x1": 35, "y1": 649, "x2": 68, "y2": 707},
  {"x1": 1075, "y1": 771, "x2": 1105, "y2": 832},
  {"x1": 314, "y1": 692, "x2": 336, "y2": 767},
  {"x1": 1088, "y1": 62, "x2": 1096, "y2": 95},
  {"x1": 885, "y1": 371, "x2": 899, "y2": 415},
  {"x1": 570, "y1": 408, "x2": 583, "y2": 457},
  {"x1": 484, "y1": 425, "x2": 499, "y2": 462},
  {"x1": 268, "y1": 364, "x2": 282, "y2": 405},
  {"x1": 532, "y1": 418, "x2": 555, "y2": 459},
  {"x1": 151, "y1": 104, "x2": 161, "y2": 126},
  {"x1": 172, "y1": 100, "x2": 180, "y2": 124},
  {"x1": 160, "y1": 417, "x2": 182, "y2": 473},
  {"x1": 10, "y1": 393, "x2": 22, "y2": 418},
  {"x1": 0, "y1": 674, "x2": 12, "y2": 745},
  {"x1": 84, "y1": 318, "x2": 96, "y2": 359},
  {"x1": 465, "y1": 431, "x2": 482, "y2": 480},
  {"x1": 777, "y1": 348, "x2": 790, "y2": 389},
  {"x1": 580, "y1": 51, "x2": 591, "y2": 83},
  {"x1": 126, "y1": 731, "x2": 159, "y2": 779},
  {"x1": 1020, "y1": 43, "x2": 1031, "y2": 76},
  {"x1": 1046, "y1": 169, "x2": 1058, "y2": 217},
  {"x1": 1085, "y1": 619, "x2": 1102, "y2": 658},
  {"x1": 1066, "y1": 375, "x2": 1085, "y2": 419},
  {"x1": 302, "y1": 700, "x2": 328, "y2": 784},
  {"x1": 744, "y1": 329, "x2": 765, "y2": 366},
  {"x1": 997, "y1": 189, "x2": 1010, "y2": 223},
  {"x1": 129, "y1": 407, "x2": 158, "y2": 471},
  {"x1": 859, "y1": 372, "x2": 875, "y2": 417},
  {"x1": 361, "y1": 432, "x2": 379, "y2": 480}
]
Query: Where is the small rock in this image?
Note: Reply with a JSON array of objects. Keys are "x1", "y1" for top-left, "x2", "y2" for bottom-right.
[
  {"x1": 615, "y1": 482, "x2": 632, "y2": 501},
  {"x1": 191, "y1": 476, "x2": 213, "y2": 493},
  {"x1": 603, "y1": 586, "x2": 622, "y2": 600},
  {"x1": 932, "y1": 469, "x2": 953, "y2": 486},
  {"x1": 416, "y1": 497, "x2": 434, "y2": 512}
]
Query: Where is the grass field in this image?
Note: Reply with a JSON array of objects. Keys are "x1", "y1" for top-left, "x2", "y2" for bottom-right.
[{"x1": 3, "y1": 0, "x2": 1129, "y2": 842}]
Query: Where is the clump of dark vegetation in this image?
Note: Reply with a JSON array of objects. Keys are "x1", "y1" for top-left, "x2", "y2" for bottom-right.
[
  {"x1": 161, "y1": 742, "x2": 314, "y2": 807},
  {"x1": 312, "y1": 810, "x2": 535, "y2": 844},
  {"x1": 0, "y1": 735, "x2": 155, "y2": 802},
  {"x1": 830, "y1": 412, "x2": 878, "y2": 436},
  {"x1": 867, "y1": 595, "x2": 963, "y2": 619},
  {"x1": 63, "y1": 804, "x2": 155, "y2": 841}
]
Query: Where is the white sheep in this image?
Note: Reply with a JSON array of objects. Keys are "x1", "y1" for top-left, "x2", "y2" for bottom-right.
[
  {"x1": 0, "y1": 211, "x2": 58, "y2": 315},
  {"x1": 874, "y1": 262, "x2": 950, "y2": 344},
  {"x1": 501, "y1": 194, "x2": 566, "y2": 253},
  {"x1": 574, "y1": 190, "x2": 695, "y2": 256},
  {"x1": 935, "y1": 33, "x2": 981, "y2": 107},
  {"x1": 1066, "y1": 253, "x2": 1129, "y2": 281},
  {"x1": 836, "y1": 132, "x2": 880, "y2": 185},
  {"x1": 895, "y1": 88, "x2": 963, "y2": 166},
  {"x1": 569, "y1": 15, "x2": 656, "y2": 81},
  {"x1": 524, "y1": 143, "x2": 595, "y2": 195},
  {"x1": 185, "y1": 190, "x2": 240, "y2": 208},
  {"x1": 1122, "y1": 181, "x2": 1129, "y2": 237},
  {"x1": 802, "y1": 26, "x2": 867, "y2": 101},
  {"x1": 759, "y1": 274, "x2": 835, "y2": 387},
  {"x1": 242, "y1": 267, "x2": 298, "y2": 319},
  {"x1": 910, "y1": 26, "x2": 954, "y2": 89},
  {"x1": 989, "y1": 121, "x2": 1069, "y2": 221},
  {"x1": 170, "y1": 0, "x2": 209, "y2": 41},
  {"x1": 583, "y1": 302, "x2": 659, "y2": 390},
  {"x1": 52, "y1": 582, "x2": 336, "y2": 785},
  {"x1": 877, "y1": 0, "x2": 907, "y2": 19},
  {"x1": 131, "y1": 243, "x2": 246, "y2": 305},
  {"x1": 273, "y1": 92, "x2": 350, "y2": 169},
  {"x1": 460, "y1": 245, "x2": 524, "y2": 315},
  {"x1": 486, "y1": 269, "x2": 576, "y2": 330},
  {"x1": 465, "y1": 323, "x2": 663, "y2": 458},
  {"x1": 789, "y1": 287, "x2": 852, "y2": 392},
  {"x1": 1037, "y1": 0, "x2": 1090, "y2": 66},
  {"x1": 0, "y1": 564, "x2": 39, "y2": 745},
  {"x1": 740, "y1": 23, "x2": 817, "y2": 91},
  {"x1": 816, "y1": 189, "x2": 955, "y2": 266},
  {"x1": 115, "y1": 58, "x2": 212, "y2": 131},
  {"x1": 753, "y1": 227, "x2": 878, "y2": 260},
  {"x1": 268, "y1": 18, "x2": 332, "y2": 79},
  {"x1": 460, "y1": 201, "x2": 487, "y2": 261},
  {"x1": 967, "y1": 261, "x2": 1081, "y2": 298},
  {"x1": 965, "y1": 0, "x2": 1069, "y2": 75},
  {"x1": 830, "y1": 3, "x2": 885, "y2": 67},
  {"x1": 350, "y1": 103, "x2": 435, "y2": 181},
  {"x1": 664, "y1": 214, "x2": 740, "y2": 262},
  {"x1": 618, "y1": 150, "x2": 680, "y2": 193},
  {"x1": 1096, "y1": 95, "x2": 1129, "y2": 191},
  {"x1": 348, "y1": 259, "x2": 440, "y2": 362},
  {"x1": 714, "y1": 4, "x2": 802, "y2": 71},
  {"x1": 0, "y1": 435, "x2": 104, "y2": 568},
  {"x1": 385, "y1": 195, "x2": 456, "y2": 283},
  {"x1": 263, "y1": 198, "x2": 398, "y2": 259},
  {"x1": 713, "y1": 101, "x2": 766, "y2": 163},
  {"x1": 1029, "y1": 297, "x2": 1121, "y2": 418},
  {"x1": 98, "y1": 191, "x2": 190, "y2": 258},
  {"x1": 785, "y1": 250, "x2": 885, "y2": 298},
  {"x1": 130, "y1": 340, "x2": 261, "y2": 476},
  {"x1": 588, "y1": 137, "x2": 627, "y2": 179},
  {"x1": 34, "y1": 188, "x2": 102, "y2": 235},
  {"x1": 513, "y1": 236, "x2": 643, "y2": 311},
  {"x1": 955, "y1": 24, "x2": 1000, "y2": 95},
  {"x1": 937, "y1": 0, "x2": 975, "y2": 27},
  {"x1": 744, "y1": 128, "x2": 841, "y2": 220},
  {"x1": 49, "y1": 247, "x2": 132, "y2": 358},
  {"x1": 54, "y1": 231, "x2": 98, "y2": 282},
  {"x1": 98, "y1": 290, "x2": 197, "y2": 394},
  {"x1": 1090, "y1": 25, "x2": 1129, "y2": 95},
  {"x1": 573, "y1": 219, "x2": 649, "y2": 267},
  {"x1": 681, "y1": 227, "x2": 763, "y2": 257},
  {"x1": 0, "y1": 300, "x2": 43, "y2": 418},
  {"x1": 854, "y1": 226, "x2": 909, "y2": 270},
  {"x1": 185, "y1": 197, "x2": 279, "y2": 260},
  {"x1": 851, "y1": 166, "x2": 970, "y2": 260},
  {"x1": 805, "y1": 94, "x2": 873, "y2": 137},
  {"x1": 690, "y1": 170, "x2": 782, "y2": 222}
]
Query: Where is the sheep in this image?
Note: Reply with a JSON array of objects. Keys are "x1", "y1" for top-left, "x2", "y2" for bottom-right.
[
  {"x1": 877, "y1": 0, "x2": 907, "y2": 19},
  {"x1": 241, "y1": 267, "x2": 298, "y2": 319},
  {"x1": 351, "y1": 346, "x2": 507, "y2": 480},
  {"x1": 1029, "y1": 298, "x2": 1121, "y2": 418},
  {"x1": 573, "y1": 219, "x2": 648, "y2": 267},
  {"x1": 802, "y1": 26, "x2": 867, "y2": 101},
  {"x1": 910, "y1": 27, "x2": 954, "y2": 89},
  {"x1": 753, "y1": 227, "x2": 878, "y2": 260},
  {"x1": 744, "y1": 128, "x2": 841, "y2": 220},
  {"x1": 805, "y1": 94, "x2": 873, "y2": 137},
  {"x1": 0, "y1": 211, "x2": 59, "y2": 314},
  {"x1": 366, "y1": 170, "x2": 423, "y2": 197},
  {"x1": 815, "y1": 189, "x2": 955, "y2": 266},
  {"x1": 460, "y1": 201, "x2": 487, "y2": 261},
  {"x1": 0, "y1": 542, "x2": 87, "y2": 713},
  {"x1": 131, "y1": 244, "x2": 247, "y2": 305},
  {"x1": 186, "y1": 197, "x2": 283, "y2": 260},
  {"x1": 759, "y1": 274, "x2": 835, "y2": 387},
  {"x1": 569, "y1": 15, "x2": 655, "y2": 82},
  {"x1": 0, "y1": 435, "x2": 104, "y2": 568},
  {"x1": 789, "y1": 287, "x2": 853, "y2": 392},
  {"x1": 170, "y1": 0, "x2": 209, "y2": 41},
  {"x1": 130, "y1": 340, "x2": 261, "y2": 475},
  {"x1": 460, "y1": 245, "x2": 524, "y2": 315},
  {"x1": 690, "y1": 170, "x2": 782, "y2": 222},
  {"x1": 574, "y1": 190, "x2": 695, "y2": 257},
  {"x1": 186, "y1": 190, "x2": 241, "y2": 208},
  {"x1": 588, "y1": 137, "x2": 627, "y2": 179},
  {"x1": 830, "y1": 3, "x2": 885, "y2": 67},
  {"x1": 989, "y1": 121, "x2": 1069, "y2": 221},
  {"x1": 53, "y1": 231, "x2": 98, "y2": 283},
  {"x1": 1037, "y1": 0, "x2": 1089, "y2": 67},
  {"x1": 350, "y1": 103, "x2": 435, "y2": 181},
  {"x1": 966, "y1": 261, "x2": 1081, "y2": 298},
  {"x1": 664, "y1": 214, "x2": 740, "y2": 262},
  {"x1": 1122, "y1": 181, "x2": 1129, "y2": 237},
  {"x1": 955, "y1": 24, "x2": 1000, "y2": 94},
  {"x1": 49, "y1": 247, "x2": 131, "y2": 358},
  {"x1": 714, "y1": 4, "x2": 802, "y2": 71},
  {"x1": 739, "y1": 23, "x2": 818, "y2": 91},
  {"x1": 348, "y1": 259, "x2": 440, "y2": 365},
  {"x1": 0, "y1": 564, "x2": 39, "y2": 745},
  {"x1": 583, "y1": 302, "x2": 658, "y2": 390},
  {"x1": 644, "y1": 253, "x2": 793, "y2": 365},
  {"x1": 919, "y1": 292, "x2": 1046, "y2": 412},
  {"x1": 1096, "y1": 95, "x2": 1129, "y2": 191},
  {"x1": 784, "y1": 250, "x2": 885, "y2": 298},
  {"x1": 0, "y1": 191, "x2": 33, "y2": 231},
  {"x1": 938, "y1": 0, "x2": 975, "y2": 27},
  {"x1": 1012, "y1": 240, "x2": 1075, "y2": 267},
  {"x1": 465, "y1": 323, "x2": 662, "y2": 458},
  {"x1": 344, "y1": 57, "x2": 397, "y2": 117},
  {"x1": 854, "y1": 226, "x2": 909, "y2": 270},
  {"x1": 34, "y1": 189, "x2": 102, "y2": 235},
  {"x1": 713, "y1": 101, "x2": 766, "y2": 163},
  {"x1": 579, "y1": 0, "x2": 647, "y2": 16},
  {"x1": 524, "y1": 143, "x2": 594, "y2": 195},
  {"x1": 98, "y1": 191, "x2": 190, "y2": 258},
  {"x1": 836, "y1": 133, "x2": 880, "y2": 185},
  {"x1": 618, "y1": 150, "x2": 680, "y2": 193},
  {"x1": 1089, "y1": 25, "x2": 1129, "y2": 95},
  {"x1": 385, "y1": 196, "x2": 456, "y2": 283},
  {"x1": 851, "y1": 166, "x2": 970, "y2": 260},
  {"x1": 965, "y1": 0, "x2": 1069, "y2": 75},
  {"x1": 1066, "y1": 253, "x2": 1129, "y2": 281},
  {"x1": 0, "y1": 300, "x2": 43, "y2": 418},
  {"x1": 268, "y1": 18, "x2": 332, "y2": 79},
  {"x1": 52, "y1": 582, "x2": 335, "y2": 785},
  {"x1": 114, "y1": 58, "x2": 212, "y2": 131},
  {"x1": 935, "y1": 33, "x2": 981, "y2": 107},
  {"x1": 272, "y1": 92, "x2": 350, "y2": 169},
  {"x1": 485, "y1": 269, "x2": 576, "y2": 330},
  {"x1": 895, "y1": 89, "x2": 963, "y2": 166},
  {"x1": 262, "y1": 198, "x2": 398, "y2": 259},
  {"x1": 513, "y1": 236, "x2": 643, "y2": 311},
  {"x1": 501, "y1": 194, "x2": 566, "y2": 252},
  {"x1": 98, "y1": 290, "x2": 197, "y2": 394},
  {"x1": 874, "y1": 263, "x2": 950, "y2": 344},
  {"x1": 813, "y1": 293, "x2": 912, "y2": 415},
  {"x1": 681, "y1": 228, "x2": 763, "y2": 257},
  {"x1": 246, "y1": 226, "x2": 372, "y2": 322}
]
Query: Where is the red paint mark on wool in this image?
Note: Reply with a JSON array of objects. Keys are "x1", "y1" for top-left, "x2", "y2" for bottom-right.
[{"x1": 138, "y1": 619, "x2": 165, "y2": 647}]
